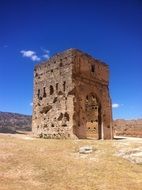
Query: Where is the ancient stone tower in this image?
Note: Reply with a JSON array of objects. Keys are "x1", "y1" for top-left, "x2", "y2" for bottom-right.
[{"x1": 32, "y1": 49, "x2": 113, "y2": 139}]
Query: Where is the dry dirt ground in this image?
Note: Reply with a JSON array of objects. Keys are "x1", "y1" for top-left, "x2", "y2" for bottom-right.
[{"x1": 0, "y1": 132, "x2": 142, "y2": 190}]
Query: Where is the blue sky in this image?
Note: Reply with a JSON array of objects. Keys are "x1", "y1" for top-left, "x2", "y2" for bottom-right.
[{"x1": 0, "y1": 0, "x2": 142, "y2": 119}]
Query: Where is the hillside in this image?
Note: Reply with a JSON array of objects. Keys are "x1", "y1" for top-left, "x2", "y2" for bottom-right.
[
  {"x1": 0, "y1": 111, "x2": 31, "y2": 133},
  {"x1": 113, "y1": 119, "x2": 142, "y2": 137}
]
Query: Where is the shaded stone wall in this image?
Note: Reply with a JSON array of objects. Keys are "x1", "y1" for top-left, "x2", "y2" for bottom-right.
[
  {"x1": 32, "y1": 49, "x2": 113, "y2": 139},
  {"x1": 72, "y1": 51, "x2": 112, "y2": 139}
]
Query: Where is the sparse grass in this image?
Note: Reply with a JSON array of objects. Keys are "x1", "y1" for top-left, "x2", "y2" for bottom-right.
[{"x1": 0, "y1": 134, "x2": 142, "y2": 190}]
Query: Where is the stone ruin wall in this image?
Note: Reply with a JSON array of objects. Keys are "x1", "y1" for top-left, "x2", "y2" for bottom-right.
[
  {"x1": 32, "y1": 51, "x2": 76, "y2": 139},
  {"x1": 32, "y1": 49, "x2": 113, "y2": 139}
]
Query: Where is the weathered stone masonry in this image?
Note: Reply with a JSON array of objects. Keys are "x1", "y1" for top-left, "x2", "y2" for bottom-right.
[{"x1": 32, "y1": 49, "x2": 113, "y2": 139}]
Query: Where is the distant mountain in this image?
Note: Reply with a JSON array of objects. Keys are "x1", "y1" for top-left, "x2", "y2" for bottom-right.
[
  {"x1": 0, "y1": 111, "x2": 32, "y2": 133},
  {"x1": 113, "y1": 119, "x2": 142, "y2": 138}
]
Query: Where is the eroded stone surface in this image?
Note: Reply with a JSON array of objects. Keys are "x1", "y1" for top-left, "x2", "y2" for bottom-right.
[{"x1": 32, "y1": 48, "x2": 113, "y2": 139}]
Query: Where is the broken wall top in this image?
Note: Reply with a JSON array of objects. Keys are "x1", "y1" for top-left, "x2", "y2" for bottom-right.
[
  {"x1": 34, "y1": 48, "x2": 108, "y2": 69},
  {"x1": 34, "y1": 48, "x2": 110, "y2": 84}
]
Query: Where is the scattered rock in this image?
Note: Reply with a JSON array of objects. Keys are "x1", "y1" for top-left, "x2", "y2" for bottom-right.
[
  {"x1": 79, "y1": 146, "x2": 93, "y2": 154},
  {"x1": 116, "y1": 148, "x2": 142, "y2": 164}
]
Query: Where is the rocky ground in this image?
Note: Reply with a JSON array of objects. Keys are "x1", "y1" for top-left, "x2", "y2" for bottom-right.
[{"x1": 113, "y1": 136, "x2": 142, "y2": 164}]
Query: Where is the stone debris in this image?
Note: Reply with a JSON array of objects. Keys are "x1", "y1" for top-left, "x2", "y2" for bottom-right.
[
  {"x1": 114, "y1": 139, "x2": 142, "y2": 164},
  {"x1": 117, "y1": 149, "x2": 142, "y2": 164},
  {"x1": 79, "y1": 146, "x2": 93, "y2": 154}
]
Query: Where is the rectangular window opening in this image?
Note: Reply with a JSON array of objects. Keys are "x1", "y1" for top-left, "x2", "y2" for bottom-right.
[{"x1": 63, "y1": 81, "x2": 66, "y2": 91}]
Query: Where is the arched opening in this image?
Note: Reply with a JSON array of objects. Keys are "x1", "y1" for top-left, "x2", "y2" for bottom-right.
[{"x1": 85, "y1": 94, "x2": 101, "y2": 139}]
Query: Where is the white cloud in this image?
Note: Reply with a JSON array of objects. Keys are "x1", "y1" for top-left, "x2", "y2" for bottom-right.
[
  {"x1": 43, "y1": 49, "x2": 50, "y2": 54},
  {"x1": 20, "y1": 48, "x2": 50, "y2": 61},
  {"x1": 30, "y1": 102, "x2": 33, "y2": 106},
  {"x1": 112, "y1": 103, "x2": 120, "y2": 108},
  {"x1": 43, "y1": 54, "x2": 50, "y2": 59},
  {"x1": 21, "y1": 50, "x2": 35, "y2": 57},
  {"x1": 31, "y1": 54, "x2": 40, "y2": 61},
  {"x1": 42, "y1": 48, "x2": 50, "y2": 60},
  {"x1": 20, "y1": 50, "x2": 41, "y2": 61}
]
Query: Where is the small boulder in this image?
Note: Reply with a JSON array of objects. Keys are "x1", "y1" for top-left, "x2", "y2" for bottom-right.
[{"x1": 79, "y1": 146, "x2": 93, "y2": 154}]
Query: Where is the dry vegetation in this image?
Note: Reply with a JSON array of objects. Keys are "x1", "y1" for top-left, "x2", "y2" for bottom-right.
[{"x1": 0, "y1": 133, "x2": 142, "y2": 190}]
